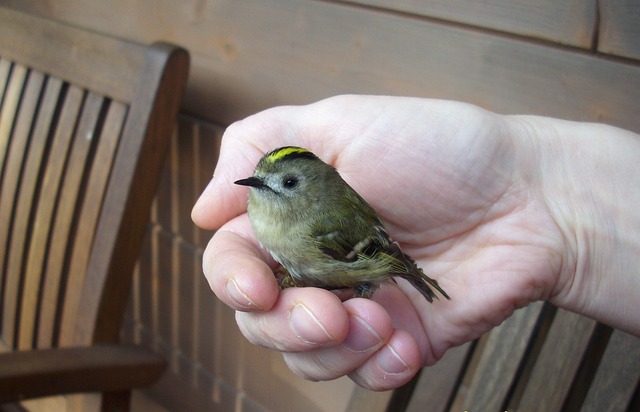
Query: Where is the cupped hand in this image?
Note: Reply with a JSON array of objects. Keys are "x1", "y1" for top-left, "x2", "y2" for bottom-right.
[{"x1": 192, "y1": 95, "x2": 565, "y2": 390}]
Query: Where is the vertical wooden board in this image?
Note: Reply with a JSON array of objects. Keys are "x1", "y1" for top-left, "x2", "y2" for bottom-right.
[
  {"x1": 32, "y1": 85, "x2": 83, "y2": 348},
  {"x1": 176, "y1": 239, "x2": 196, "y2": 359},
  {"x1": 16, "y1": 76, "x2": 63, "y2": 350},
  {"x1": 176, "y1": 118, "x2": 196, "y2": 243},
  {"x1": 0, "y1": 69, "x2": 44, "y2": 348},
  {"x1": 195, "y1": 120, "x2": 221, "y2": 250},
  {"x1": 154, "y1": 227, "x2": 174, "y2": 348},
  {"x1": 153, "y1": 134, "x2": 175, "y2": 232},
  {"x1": 406, "y1": 342, "x2": 472, "y2": 412},
  {"x1": 195, "y1": 249, "x2": 217, "y2": 372},
  {"x1": 134, "y1": 225, "x2": 154, "y2": 332},
  {"x1": 515, "y1": 310, "x2": 597, "y2": 411},
  {"x1": 598, "y1": 0, "x2": 640, "y2": 60},
  {"x1": 346, "y1": 0, "x2": 596, "y2": 48},
  {"x1": 461, "y1": 301, "x2": 544, "y2": 411},
  {"x1": 580, "y1": 329, "x2": 640, "y2": 412},
  {"x1": 214, "y1": 294, "x2": 245, "y2": 390},
  {"x1": 59, "y1": 99, "x2": 126, "y2": 346}
]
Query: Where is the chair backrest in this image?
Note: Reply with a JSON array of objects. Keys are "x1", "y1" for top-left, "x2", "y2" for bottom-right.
[
  {"x1": 0, "y1": 8, "x2": 188, "y2": 352},
  {"x1": 348, "y1": 302, "x2": 640, "y2": 411}
]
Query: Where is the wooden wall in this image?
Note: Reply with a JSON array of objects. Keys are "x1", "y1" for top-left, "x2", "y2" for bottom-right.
[{"x1": 2, "y1": 1, "x2": 639, "y2": 411}]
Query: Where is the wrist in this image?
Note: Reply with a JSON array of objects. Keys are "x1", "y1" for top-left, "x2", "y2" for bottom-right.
[{"x1": 511, "y1": 115, "x2": 640, "y2": 335}]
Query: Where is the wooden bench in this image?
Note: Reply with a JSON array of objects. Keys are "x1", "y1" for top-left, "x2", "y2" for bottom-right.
[
  {"x1": 348, "y1": 301, "x2": 640, "y2": 411},
  {"x1": 0, "y1": 8, "x2": 189, "y2": 410}
]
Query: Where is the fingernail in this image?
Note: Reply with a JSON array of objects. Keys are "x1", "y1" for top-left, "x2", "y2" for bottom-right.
[
  {"x1": 289, "y1": 303, "x2": 334, "y2": 345},
  {"x1": 342, "y1": 315, "x2": 382, "y2": 353},
  {"x1": 226, "y1": 278, "x2": 261, "y2": 310},
  {"x1": 377, "y1": 344, "x2": 410, "y2": 375}
]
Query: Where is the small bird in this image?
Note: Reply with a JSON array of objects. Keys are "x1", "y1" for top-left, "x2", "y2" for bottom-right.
[{"x1": 235, "y1": 146, "x2": 450, "y2": 302}]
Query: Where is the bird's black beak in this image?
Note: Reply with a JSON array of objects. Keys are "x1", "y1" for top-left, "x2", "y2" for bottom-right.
[{"x1": 234, "y1": 176, "x2": 265, "y2": 188}]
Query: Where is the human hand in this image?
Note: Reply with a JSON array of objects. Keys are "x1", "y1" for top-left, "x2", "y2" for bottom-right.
[{"x1": 191, "y1": 95, "x2": 574, "y2": 389}]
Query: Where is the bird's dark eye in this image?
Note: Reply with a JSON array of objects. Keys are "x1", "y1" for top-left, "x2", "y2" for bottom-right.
[{"x1": 283, "y1": 177, "x2": 299, "y2": 189}]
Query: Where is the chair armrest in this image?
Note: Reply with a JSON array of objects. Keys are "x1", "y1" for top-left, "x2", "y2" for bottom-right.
[{"x1": 0, "y1": 344, "x2": 166, "y2": 403}]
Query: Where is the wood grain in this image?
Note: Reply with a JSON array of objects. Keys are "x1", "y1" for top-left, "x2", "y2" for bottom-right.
[
  {"x1": 31, "y1": 85, "x2": 84, "y2": 348},
  {"x1": 16, "y1": 76, "x2": 63, "y2": 350},
  {"x1": 0, "y1": 8, "x2": 188, "y2": 407},
  {"x1": 461, "y1": 302, "x2": 544, "y2": 411},
  {"x1": 345, "y1": 0, "x2": 596, "y2": 47},
  {"x1": 515, "y1": 309, "x2": 597, "y2": 411},
  {"x1": 581, "y1": 329, "x2": 640, "y2": 412},
  {"x1": 0, "y1": 7, "x2": 146, "y2": 102},
  {"x1": 0, "y1": 69, "x2": 44, "y2": 348},
  {"x1": 2, "y1": 0, "x2": 639, "y2": 133},
  {"x1": 599, "y1": 0, "x2": 640, "y2": 60}
]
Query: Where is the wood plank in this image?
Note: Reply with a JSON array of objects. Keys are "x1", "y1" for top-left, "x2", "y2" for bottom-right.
[
  {"x1": 0, "y1": 69, "x2": 44, "y2": 348},
  {"x1": 0, "y1": 58, "x2": 11, "y2": 106},
  {"x1": 345, "y1": 0, "x2": 596, "y2": 48},
  {"x1": 406, "y1": 342, "x2": 472, "y2": 412},
  {"x1": 515, "y1": 309, "x2": 597, "y2": 411},
  {"x1": 0, "y1": 65, "x2": 26, "y2": 183},
  {"x1": 194, "y1": 120, "x2": 220, "y2": 250},
  {"x1": 15, "y1": 76, "x2": 63, "y2": 350},
  {"x1": 27, "y1": 84, "x2": 83, "y2": 349},
  {"x1": 6, "y1": 0, "x2": 639, "y2": 133},
  {"x1": 0, "y1": 7, "x2": 146, "y2": 103},
  {"x1": 176, "y1": 119, "x2": 196, "y2": 242},
  {"x1": 599, "y1": 1, "x2": 640, "y2": 60},
  {"x1": 59, "y1": 100, "x2": 126, "y2": 347},
  {"x1": 38, "y1": 91, "x2": 103, "y2": 348},
  {"x1": 461, "y1": 301, "x2": 545, "y2": 411},
  {"x1": 0, "y1": 344, "x2": 165, "y2": 403},
  {"x1": 580, "y1": 329, "x2": 640, "y2": 412}
]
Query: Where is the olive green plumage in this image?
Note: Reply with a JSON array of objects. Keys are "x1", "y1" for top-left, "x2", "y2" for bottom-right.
[{"x1": 235, "y1": 146, "x2": 449, "y2": 302}]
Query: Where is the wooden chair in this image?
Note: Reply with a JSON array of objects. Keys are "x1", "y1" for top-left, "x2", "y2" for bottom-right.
[
  {"x1": 0, "y1": 7, "x2": 189, "y2": 409},
  {"x1": 348, "y1": 302, "x2": 640, "y2": 411}
]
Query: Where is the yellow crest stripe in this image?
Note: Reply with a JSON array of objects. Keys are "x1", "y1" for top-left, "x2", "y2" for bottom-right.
[{"x1": 266, "y1": 146, "x2": 310, "y2": 163}]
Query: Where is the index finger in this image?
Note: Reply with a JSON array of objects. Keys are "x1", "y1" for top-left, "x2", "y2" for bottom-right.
[{"x1": 203, "y1": 215, "x2": 280, "y2": 311}]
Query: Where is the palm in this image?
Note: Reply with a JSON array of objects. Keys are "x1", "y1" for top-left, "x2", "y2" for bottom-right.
[
  {"x1": 303, "y1": 98, "x2": 563, "y2": 362},
  {"x1": 195, "y1": 95, "x2": 564, "y2": 386}
]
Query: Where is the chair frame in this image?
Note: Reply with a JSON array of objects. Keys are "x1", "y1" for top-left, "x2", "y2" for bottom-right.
[{"x1": 0, "y1": 7, "x2": 189, "y2": 409}]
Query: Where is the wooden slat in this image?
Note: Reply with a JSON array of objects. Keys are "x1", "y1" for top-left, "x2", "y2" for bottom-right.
[
  {"x1": 73, "y1": 43, "x2": 188, "y2": 345},
  {"x1": 405, "y1": 342, "x2": 472, "y2": 412},
  {"x1": 16, "y1": 76, "x2": 64, "y2": 350},
  {"x1": 0, "y1": 58, "x2": 11, "y2": 106},
  {"x1": 59, "y1": 100, "x2": 127, "y2": 347},
  {"x1": 8, "y1": 0, "x2": 639, "y2": 132},
  {"x1": 0, "y1": 69, "x2": 44, "y2": 348},
  {"x1": 194, "y1": 120, "x2": 220, "y2": 250},
  {"x1": 24, "y1": 84, "x2": 83, "y2": 349},
  {"x1": 0, "y1": 65, "x2": 27, "y2": 182},
  {"x1": 345, "y1": 0, "x2": 596, "y2": 48},
  {"x1": 37, "y1": 91, "x2": 103, "y2": 348},
  {"x1": 176, "y1": 120, "x2": 196, "y2": 242},
  {"x1": 460, "y1": 301, "x2": 545, "y2": 410},
  {"x1": 581, "y1": 329, "x2": 640, "y2": 412},
  {"x1": 599, "y1": 1, "x2": 640, "y2": 60},
  {"x1": 0, "y1": 7, "x2": 146, "y2": 103},
  {"x1": 345, "y1": 387, "x2": 393, "y2": 412},
  {"x1": 0, "y1": 66, "x2": 27, "y2": 305},
  {"x1": 515, "y1": 309, "x2": 597, "y2": 411}
]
